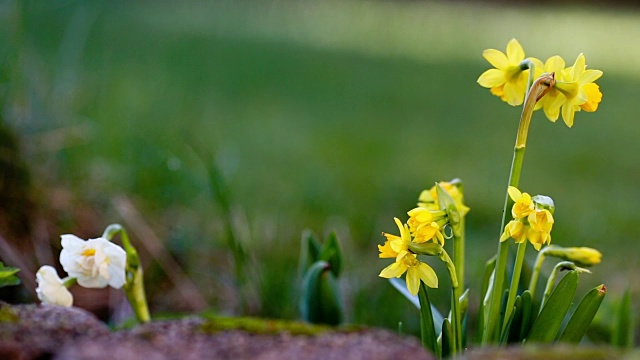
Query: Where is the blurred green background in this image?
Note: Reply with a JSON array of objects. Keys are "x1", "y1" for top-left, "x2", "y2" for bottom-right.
[{"x1": 1, "y1": 0, "x2": 639, "y2": 338}]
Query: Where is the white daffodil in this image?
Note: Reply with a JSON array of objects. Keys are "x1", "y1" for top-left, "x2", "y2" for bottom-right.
[
  {"x1": 36, "y1": 265, "x2": 73, "y2": 307},
  {"x1": 60, "y1": 235, "x2": 127, "y2": 289}
]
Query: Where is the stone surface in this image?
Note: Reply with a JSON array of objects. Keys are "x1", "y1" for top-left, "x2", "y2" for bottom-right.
[
  {"x1": 0, "y1": 303, "x2": 110, "y2": 360},
  {"x1": 0, "y1": 303, "x2": 434, "y2": 360}
]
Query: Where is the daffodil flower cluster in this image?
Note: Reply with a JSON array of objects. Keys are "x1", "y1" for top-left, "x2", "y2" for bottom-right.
[
  {"x1": 35, "y1": 234, "x2": 126, "y2": 307},
  {"x1": 477, "y1": 38, "x2": 603, "y2": 128},
  {"x1": 418, "y1": 181, "x2": 470, "y2": 217},
  {"x1": 500, "y1": 186, "x2": 555, "y2": 251},
  {"x1": 378, "y1": 217, "x2": 441, "y2": 295}
]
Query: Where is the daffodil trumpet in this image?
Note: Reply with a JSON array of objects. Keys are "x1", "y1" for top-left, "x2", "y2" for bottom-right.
[{"x1": 103, "y1": 224, "x2": 150, "y2": 323}]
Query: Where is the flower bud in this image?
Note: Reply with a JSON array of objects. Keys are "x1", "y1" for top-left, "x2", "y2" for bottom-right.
[
  {"x1": 543, "y1": 245, "x2": 602, "y2": 267},
  {"x1": 408, "y1": 242, "x2": 444, "y2": 256},
  {"x1": 532, "y1": 194, "x2": 555, "y2": 214}
]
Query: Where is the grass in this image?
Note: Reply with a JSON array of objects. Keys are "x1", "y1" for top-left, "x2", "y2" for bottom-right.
[{"x1": 1, "y1": 0, "x2": 639, "y2": 337}]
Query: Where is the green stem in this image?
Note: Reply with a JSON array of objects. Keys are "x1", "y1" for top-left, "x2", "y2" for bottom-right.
[
  {"x1": 482, "y1": 72, "x2": 556, "y2": 344},
  {"x1": 439, "y1": 249, "x2": 461, "y2": 353},
  {"x1": 454, "y1": 217, "x2": 465, "y2": 292},
  {"x1": 528, "y1": 250, "x2": 547, "y2": 298},
  {"x1": 501, "y1": 241, "x2": 527, "y2": 334},
  {"x1": 62, "y1": 277, "x2": 77, "y2": 288},
  {"x1": 103, "y1": 224, "x2": 151, "y2": 323},
  {"x1": 452, "y1": 219, "x2": 464, "y2": 353},
  {"x1": 125, "y1": 266, "x2": 150, "y2": 323},
  {"x1": 482, "y1": 147, "x2": 524, "y2": 344}
]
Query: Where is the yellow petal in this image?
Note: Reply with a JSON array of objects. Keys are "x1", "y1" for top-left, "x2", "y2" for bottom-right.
[
  {"x1": 561, "y1": 103, "x2": 576, "y2": 128},
  {"x1": 542, "y1": 91, "x2": 565, "y2": 122},
  {"x1": 379, "y1": 261, "x2": 407, "y2": 279},
  {"x1": 483, "y1": 49, "x2": 509, "y2": 69},
  {"x1": 507, "y1": 186, "x2": 522, "y2": 202},
  {"x1": 571, "y1": 54, "x2": 586, "y2": 79},
  {"x1": 506, "y1": 38, "x2": 525, "y2": 63},
  {"x1": 416, "y1": 263, "x2": 438, "y2": 288},
  {"x1": 544, "y1": 55, "x2": 566, "y2": 75},
  {"x1": 477, "y1": 69, "x2": 505, "y2": 88},
  {"x1": 580, "y1": 69, "x2": 603, "y2": 85},
  {"x1": 406, "y1": 267, "x2": 420, "y2": 295},
  {"x1": 503, "y1": 80, "x2": 524, "y2": 106}
]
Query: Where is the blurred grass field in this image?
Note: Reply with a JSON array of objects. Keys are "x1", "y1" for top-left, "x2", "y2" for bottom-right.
[{"x1": 1, "y1": 0, "x2": 640, "y2": 336}]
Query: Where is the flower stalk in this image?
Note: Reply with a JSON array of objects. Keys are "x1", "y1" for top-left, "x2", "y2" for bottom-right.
[
  {"x1": 483, "y1": 72, "x2": 555, "y2": 344},
  {"x1": 103, "y1": 224, "x2": 150, "y2": 323}
]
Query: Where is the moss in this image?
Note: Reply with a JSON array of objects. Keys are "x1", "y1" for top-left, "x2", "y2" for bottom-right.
[
  {"x1": 0, "y1": 303, "x2": 19, "y2": 323},
  {"x1": 200, "y1": 316, "x2": 342, "y2": 336}
]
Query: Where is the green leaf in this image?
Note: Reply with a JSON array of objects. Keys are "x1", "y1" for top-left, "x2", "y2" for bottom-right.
[
  {"x1": 319, "y1": 232, "x2": 343, "y2": 277},
  {"x1": 440, "y1": 318, "x2": 453, "y2": 359},
  {"x1": 559, "y1": 284, "x2": 606, "y2": 344},
  {"x1": 501, "y1": 295, "x2": 522, "y2": 344},
  {"x1": 418, "y1": 283, "x2": 440, "y2": 358},
  {"x1": 526, "y1": 270, "x2": 580, "y2": 343},
  {"x1": 0, "y1": 262, "x2": 20, "y2": 287},
  {"x1": 519, "y1": 290, "x2": 533, "y2": 340},
  {"x1": 612, "y1": 288, "x2": 634, "y2": 348},
  {"x1": 318, "y1": 268, "x2": 343, "y2": 325},
  {"x1": 478, "y1": 256, "x2": 496, "y2": 342},
  {"x1": 459, "y1": 288, "x2": 469, "y2": 320},
  {"x1": 299, "y1": 229, "x2": 322, "y2": 276},
  {"x1": 388, "y1": 278, "x2": 444, "y2": 334},
  {"x1": 300, "y1": 260, "x2": 343, "y2": 325}
]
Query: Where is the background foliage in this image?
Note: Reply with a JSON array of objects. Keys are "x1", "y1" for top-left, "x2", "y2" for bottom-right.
[{"x1": 1, "y1": 0, "x2": 638, "y2": 338}]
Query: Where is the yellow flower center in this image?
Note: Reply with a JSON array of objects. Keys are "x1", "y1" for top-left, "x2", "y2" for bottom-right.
[{"x1": 82, "y1": 249, "x2": 96, "y2": 257}]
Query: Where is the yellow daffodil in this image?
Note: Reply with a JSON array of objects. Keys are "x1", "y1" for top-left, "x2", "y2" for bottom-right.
[
  {"x1": 378, "y1": 240, "x2": 398, "y2": 259},
  {"x1": 507, "y1": 186, "x2": 534, "y2": 219},
  {"x1": 539, "y1": 53, "x2": 603, "y2": 127},
  {"x1": 500, "y1": 219, "x2": 527, "y2": 244},
  {"x1": 527, "y1": 209, "x2": 554, "y2": 250},
  {"x1": 380, "y1": 217, "x2": 411, "y2": 256},
  {"x1": 501, "y1": 188, "x2": 555, "y2": 251},
  {"x1": 407, "y1": 207, "x2": 446, "y2": 245},
  {"x1": 477, "y1": 39, "x2": 543, "y2": 106},
  {"x1": 379, "y1": 250, "x2": 438, "y2": 295},
  {"x1": 418, "y1": 181, "x2": 470, "y2": 216}
]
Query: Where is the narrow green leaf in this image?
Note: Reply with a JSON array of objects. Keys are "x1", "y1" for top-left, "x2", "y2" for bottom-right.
[
  {"x1": 559, "y1": 284, "x2": 606, "y2": 343},
  {"x1": 299, "y1": 230, "x2": 322, "y2": 276},
  {"x1": 459, "y1": 288, "x2": 469, "y2": 320},
  {"x1": 526, "y1": 270, "x2": 580, "y2": 343},
  {"x1": 501, "y1": 296, "x2": 522, "y2": 344},
  {"x1": 441, "y1": 318, "x2": 453, "y2": 359},
  {"x1": 320, "y1": 232, "x2": 343, "y2": 277},
  {"x1": 0, "y1": 262, "x2": 20, "y2": 287},
  {"x1": 318, "y1": 269, "x2": 343, "y2": 325},
  {"x1": 388, "y1": 278, "x2": 444, "y2": 334},
  {"x1": 612, "y1": 288, "x2": 634, "y2": 348},
  {"x1": 478, "y1": 256, "x2": 496, "y2": 342},
  {"x1": 300, "y1": 260, "x2": 343, "y2": 325},
  {"x1": 519, "y1": 290, "x2": 533, "y2": 340},
  {"x1": 418, "y1": 283, "x2": 440, "y2": 358}
]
